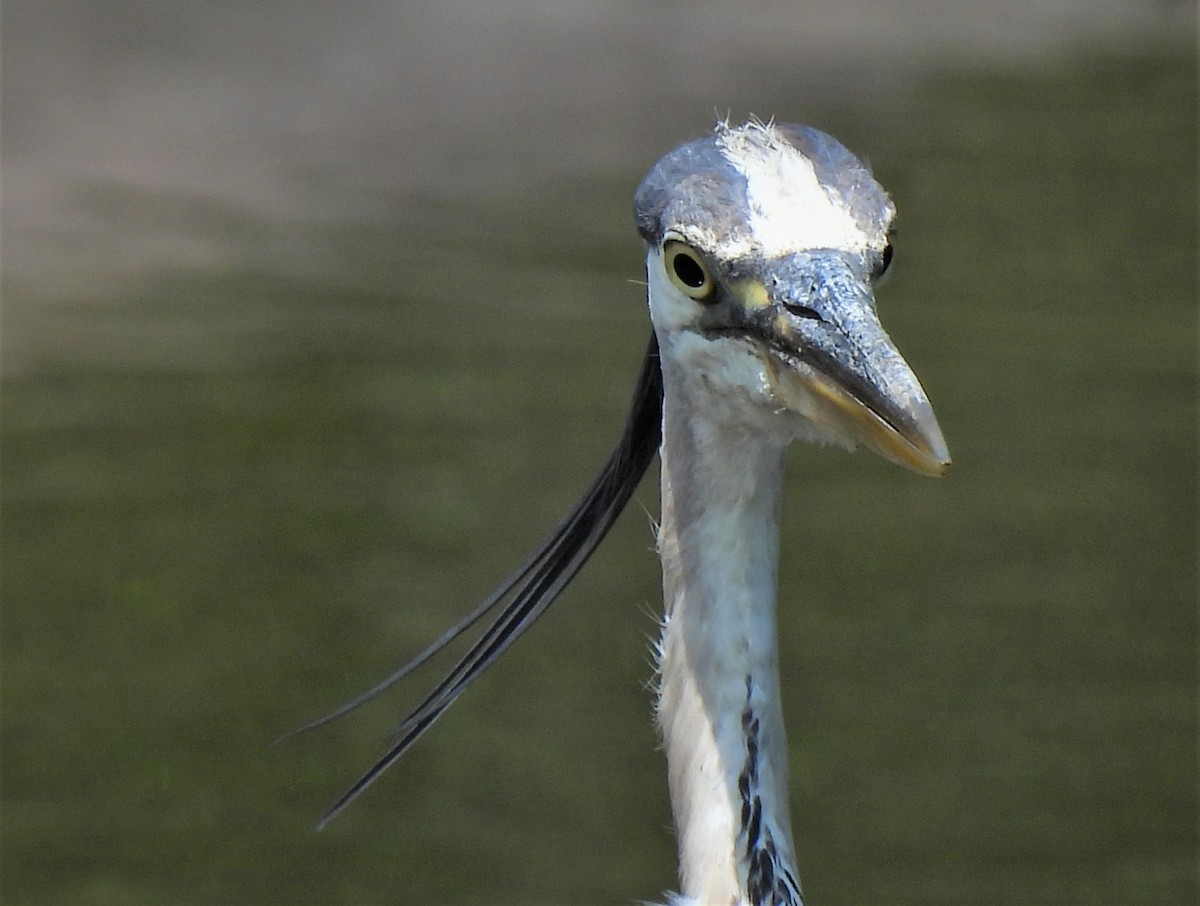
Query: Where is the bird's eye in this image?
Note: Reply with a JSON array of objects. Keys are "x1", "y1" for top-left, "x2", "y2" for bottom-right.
[
  {"x1": 872, "y1": 239, "x2": 894, "y2": 281},
  {"x1": 664, "y1": 240, "x2": 714, "y2": 300}
]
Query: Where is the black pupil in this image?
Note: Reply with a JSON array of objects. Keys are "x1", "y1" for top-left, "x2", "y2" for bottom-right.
[
  {"x1": 672, "y1": 252, "x2": 706, "y2": 288},
  {"x1": 879, "y1": 242, "x2": 894, "y2": 275}
]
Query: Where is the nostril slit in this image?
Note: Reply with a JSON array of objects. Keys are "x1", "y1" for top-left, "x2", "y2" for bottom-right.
[{"x1": 782, "y1": 302, "x2": 824, "y2": 321}]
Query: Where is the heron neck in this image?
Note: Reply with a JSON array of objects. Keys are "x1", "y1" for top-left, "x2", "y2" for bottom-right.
[{"x1": 655, "y1": 362, "x2": 804, "y2": 906}]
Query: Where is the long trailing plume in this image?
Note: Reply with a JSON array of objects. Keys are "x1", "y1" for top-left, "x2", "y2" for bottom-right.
[{"x1": 286, "y1": 332, "x2": 663, "y2": 828}]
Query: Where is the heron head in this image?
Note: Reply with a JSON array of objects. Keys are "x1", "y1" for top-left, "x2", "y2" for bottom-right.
[{"x1": 635, "y1": 119, "x2": 950, "y2": 477}]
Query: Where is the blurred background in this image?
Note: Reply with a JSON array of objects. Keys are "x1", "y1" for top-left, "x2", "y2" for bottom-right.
[{"x1": 2, "y1": 2, "x2": 1195, "y2": 904}]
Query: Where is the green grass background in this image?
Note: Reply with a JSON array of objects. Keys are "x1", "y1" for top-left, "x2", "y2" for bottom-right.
[{"x1": 3, "y1": 50, "x2": 1195, "y2": 905}]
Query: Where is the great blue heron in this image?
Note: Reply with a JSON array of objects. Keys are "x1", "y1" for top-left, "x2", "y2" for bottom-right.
[{"x1": 292, "y1": 119, "x2": 950, "y2": 905}]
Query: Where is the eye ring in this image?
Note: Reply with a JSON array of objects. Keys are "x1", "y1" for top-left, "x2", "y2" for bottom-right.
[{"x1": 663, "y1": 240, "x2": 715, "y2": 300}]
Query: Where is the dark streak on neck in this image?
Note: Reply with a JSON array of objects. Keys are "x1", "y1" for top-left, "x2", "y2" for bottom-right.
[{"x1": 738, "y1": 677, "x2": 804, "y2": 906}]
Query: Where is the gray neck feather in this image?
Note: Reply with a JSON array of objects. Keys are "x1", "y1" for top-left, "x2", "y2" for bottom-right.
[{"x1": 654, "y1": 350, "x2": 804, "y2": 906}]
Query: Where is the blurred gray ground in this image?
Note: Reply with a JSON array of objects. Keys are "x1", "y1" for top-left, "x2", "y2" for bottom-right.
[{"x1": 2, "y1": 0, "x2": 1190, "y2": 344}]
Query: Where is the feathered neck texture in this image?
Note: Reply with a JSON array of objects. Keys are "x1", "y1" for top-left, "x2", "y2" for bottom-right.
[{"x1": 654, "y1": 342, "x2": 804, "y2": 906}]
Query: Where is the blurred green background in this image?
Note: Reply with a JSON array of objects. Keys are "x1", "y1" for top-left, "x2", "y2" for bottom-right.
[{"x1": 3, "y1": 4, "x2": 1195, "y2": 904}]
